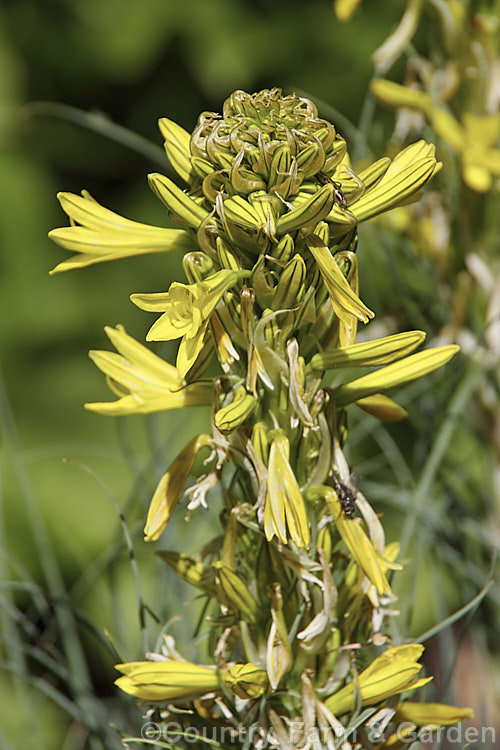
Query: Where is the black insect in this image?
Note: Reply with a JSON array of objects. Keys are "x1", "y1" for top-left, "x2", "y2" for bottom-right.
[
  {"x1": 316, "y1": 172, "x2": 348, "y2": 209},
  {"x1": 332, "y1": 472, "x2": 357, "y2": 518}
]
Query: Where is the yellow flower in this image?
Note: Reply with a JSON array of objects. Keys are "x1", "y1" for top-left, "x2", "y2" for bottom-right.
[
  {"x1": 325, "y1": 644, "x2": 432, "y2": 715},
  {"x1": 371, "y1": 79, "x2": 500, "y2": 192},
  {"x1": 49, "y1": 190, "x2": 192, "y2": 273},
  {"x1": 84, "y1": 325, "x2": 212, "y2": 416},
  {"x1": 457, "y1": 113, "x2": 500, "y2": 192},
  {"x1": 306, "y1": 485, "x2": 401, "y2": 595},
  {"x1": 115, "y1": 660, "x2": 219, "y2": 702},
  {"x1": 395, "y1": 700, "x2": 474, "y2": 726},
  {"x1": 346, "y1": 140, "x2": 441, "y2": 222},
  {"x1": 381, "y1": 701, "x2": 474, "y2": 748},
  {"x1": 115, "y1": 659, "x2": 267, "y2": 703},
  {"x1": 144, "y1": 434, "x2": 213, "y2": 542},
  {"x1": 264, "y1": 433, "x2": 310, "y2": 549},
  {"x1": 131, "y1": 269, "x2": 246, "y2": 377}
]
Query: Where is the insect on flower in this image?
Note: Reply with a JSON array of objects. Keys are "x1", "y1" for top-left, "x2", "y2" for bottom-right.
[
  {"x1": 332, "y1": 472, "x2": 357, "y2": 517},
  {"x1": 316, "y1": 172, "x2": 348, "y2": 208}
]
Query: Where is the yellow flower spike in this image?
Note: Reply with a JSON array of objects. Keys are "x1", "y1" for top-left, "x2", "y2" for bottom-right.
[
  {"x1": 148, "y1": 172, "x2": 208, "y2": 228},
  {"x1": 115, "y1": 660, "x2": 219, "y2": 702},
  {"x1": 310, "y1": 330, "x2": 426, "y2": 371},
  {"x1": 158, "y1": 117, "x2": 194, "y2": 185},
  {"x1": 220, "y1": 663, "x2": 268, "y2": 700},
  {"x1": 307, "y1": 236, "x2": 375, "y2": 325},
  {"x1": 49, "y1": 190, "x2": 193, "y2": 273},
  {"x1": 264, "y1": 433, "x2": 310, "y2": 549},
  {"x1": 394, "y1": 701, "x2": 473, "y2": 726},
  {"x1": 84, "y1": 325, "x2": 212, "y2": 416},
  {"x1": 144, "y1": 434, "x2": 213, "y2": 541},
  {"x1": 325, "y1": 644, "x2": 432, "y2": 716},
  {"x1": 214, "y1": 386, "x2": 257, "y2": 434},
  {"x1": 335, "y1": 344, "x2": 460, "y2": 407}
]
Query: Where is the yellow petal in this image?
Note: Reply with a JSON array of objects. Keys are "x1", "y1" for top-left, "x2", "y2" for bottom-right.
[
  {"x1": 462, "y1": 162, "x2": 492, "y2": 193},
  {"x1": 370, "y1": 79, "x2": 433, "y2": 117},
  {"x1": 310, "y1": 330, "x2": 426, "y2": 370},
  {"x1": 335, "y1": 345, "x2": 459, "y2": 407},
  {"x1": 355, "y1": 393, "x2": 408, "y2": 421},
  {"x1": 176, "y1": 323, "x2": 209, "y2": 378},
  {"x1": 462, "y1": 112, "x2": 500, "y2": 147},
  {"x1": 328, "y1": 487, "x2": 393, "y2": 594},
  {"x1": 84, "y1": 326, "x2": 212, "y2": 416},
  {"x1": 265, "y1": 433, "x2": 310, "y2": 548},
  {"x1": 115, "y1": 660, "x2": 218, "y2": 702},
  {"x1": 395, "y1": 701, "x2": 474, "y2": 726},
  {"x1": 431, "y1": 109, "x2": 465, "y2": 152},
  {"x1": 158, "y1": 117, "x2": 194, "y2": 184},
  {"x1": 148, "y1": 172, "x2": 208, "y2": 228},
  {"x1": 350, "y1": 154, "x2": 438, "y2": 222},
  {"x1": 144, "y1": 434, "x2": 212, "y2": 541},
  {"x1": 325, "y1": 644, "x2": 431, "y2": 715},
  {"x1": 307, "y1": 237, "x2": 374, "y2": 324},
  {"x1": 49, "y1": 191, "x2": 192, "y2": 273}
]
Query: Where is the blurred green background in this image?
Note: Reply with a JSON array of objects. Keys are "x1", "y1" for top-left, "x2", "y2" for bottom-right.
[{"x1": 1, "y1": 1, "x2": 498, "y2": 748}]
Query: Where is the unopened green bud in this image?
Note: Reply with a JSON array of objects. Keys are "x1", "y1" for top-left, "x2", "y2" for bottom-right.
[
  {"x1": 158, "y1": 117, "x2": 194, "y2": 185},
  {"x1": 276, "y1": 183, "x2": 335, "y2": 235},
  {"x1": 148, "y1": 172, "x2": 208, "y2": 229},
  {"x1": 251, "y1": 422, "x2": 269, "y2": 464},
  {"x1": 230, "y1": 150, "x2": 267, "y2": 194},
  {"x1": 215, "y1": 386, "x2": 257, "y2": 434},
  {"x1": 272, "y1": 254, "x2": 306, "y2": 310},
  {"x1": 273, "y1": 234, "x2": 294, "y2": 263},
  {"x1": 216, "y1": 236, "x2": 242, "y2": 272},
  {"x1": 213, "y1": 561, "x2": 259, "y2": 623}
]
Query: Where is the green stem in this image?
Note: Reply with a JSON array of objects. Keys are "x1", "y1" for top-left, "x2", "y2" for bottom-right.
[{"x1": 22, "y1": 101, "x2": 167, "y2": 168}]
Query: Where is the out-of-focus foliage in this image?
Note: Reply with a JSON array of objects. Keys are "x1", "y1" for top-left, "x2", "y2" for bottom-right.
[{"x1": 0, "y1": 0, "x2": 498, "y2": 748}]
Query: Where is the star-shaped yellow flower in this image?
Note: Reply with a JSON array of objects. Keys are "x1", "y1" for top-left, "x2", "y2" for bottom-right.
[{"x1": 85, "y1": 325, "x2": 212, "y2": 416}]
